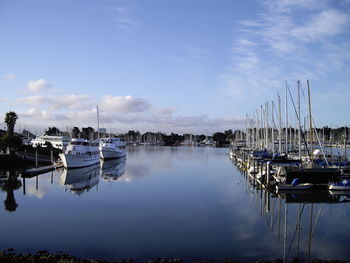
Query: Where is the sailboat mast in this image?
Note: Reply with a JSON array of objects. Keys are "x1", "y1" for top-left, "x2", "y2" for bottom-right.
[
  {"x1": 266, "y1": 103, "x2": 269, "y2": 151},
  {"x1": 261, "y1": 105, "x2": 264, "y2": 150},
  {"x1": 271, "y1": 101, "x2": 275, "y2": 156},
  {"x1": 278, "y1": 93, "x2": 282, "y2": 154},
  {"x1": 298, "y1": 81, "x2": 301, "y2": 160},
  {"x1": 97, "y1": 105, "x2": 100, "y2": 140},
  {"x1": 285, "y1": 81, "x2": 288, "y2": 154},
  {"x1": 345, "y1": 126, "x2": 348, "y2": 160},
  {"x1": 307, "y1": 80, "x2": 313, "y2": 161},
  {"x1": 256, "y1": 109, "x2": 261, "y2": 149}
]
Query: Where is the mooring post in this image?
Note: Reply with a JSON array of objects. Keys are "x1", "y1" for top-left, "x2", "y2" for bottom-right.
[
  {"x1": 35, "y1": 149, "x2": 38, "y2": 168},
  {"x1": 22, "y1": 177, "x2": 26, "y2": 195},
  {"x1": 51, "y1": 149, "x2": 53, "y2": 165},
  {"x1": 253, "y1": 159, "x2": 256, "y2": 175}
]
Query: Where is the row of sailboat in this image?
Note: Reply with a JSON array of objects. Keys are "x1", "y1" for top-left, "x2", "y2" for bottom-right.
[{"x1": 230, "y1": 80, "x2": 350, "y2": 192}]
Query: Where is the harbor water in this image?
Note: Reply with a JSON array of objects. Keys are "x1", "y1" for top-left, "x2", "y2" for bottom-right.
[{"x1": 1, "y1": 146, "x2": 350, "y2": 262}]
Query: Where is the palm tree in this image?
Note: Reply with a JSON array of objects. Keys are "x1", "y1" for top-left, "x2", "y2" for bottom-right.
[{"x1": 4, "y1": 111, "x2": 18, "y2": 137}]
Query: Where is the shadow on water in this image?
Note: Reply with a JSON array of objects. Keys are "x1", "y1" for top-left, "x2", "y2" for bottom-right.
[{"x1": 0, "y1": 171, "x2": 22, "y2": 212}]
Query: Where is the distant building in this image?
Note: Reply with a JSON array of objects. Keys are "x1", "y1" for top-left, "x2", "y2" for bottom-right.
[
  {"x1": 21, "y1": 129, "x2": 36, "y2": 145},
  {"x1": 31, "y1": 135, "x2": 71, "y2": 150},
  {"x1": 98, "y1": 128, "x2": 107, "y2": 136}
]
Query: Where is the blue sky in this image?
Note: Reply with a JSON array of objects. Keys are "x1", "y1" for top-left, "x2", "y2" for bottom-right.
[{"x1": 1, "y1": 0, "x2": 350, "y2": 134}]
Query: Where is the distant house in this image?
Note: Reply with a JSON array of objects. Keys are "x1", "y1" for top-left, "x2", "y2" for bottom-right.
[
  {"x1": 21, "y1": 129, "x2": 36, "y2": 145},
  {"x1": 99, "y1": 128, "x2": 107, "y2": 136},
  {"x1": 31, "y1": 135, "x2": 71, "y2": 150}
]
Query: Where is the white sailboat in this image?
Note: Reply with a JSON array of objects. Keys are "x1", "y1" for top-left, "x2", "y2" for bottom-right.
[
  {"x1": 96, "y1": 105, "x2": 127, "y2": 159},
  {"x1": 59, "y1": 105, "x2": 101, "y2": 169}
]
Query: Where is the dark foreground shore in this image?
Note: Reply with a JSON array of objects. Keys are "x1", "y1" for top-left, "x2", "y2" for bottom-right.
[{"x1": 0, "y1": 250, "x2": 349, "y2": 263}]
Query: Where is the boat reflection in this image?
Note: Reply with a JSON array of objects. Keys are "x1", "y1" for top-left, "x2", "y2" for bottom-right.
[
  {"x1": 100, "y1": 157, "x2": 126, "y2": 181},
  {"x1": 278, "y1": 191, "x2": 347, "y2": 203},
  {"x1": 243, "y1": 170, "x2": 350, "y2": 262},
  {"x1": 59, "y1": 164, "x2": 100, "y2": 195},
  {"x1": 328, "y1": 190, "x2": 350, "y2": 202}
]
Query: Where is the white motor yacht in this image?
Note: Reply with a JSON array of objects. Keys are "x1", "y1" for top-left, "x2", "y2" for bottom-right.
[
  {"x1": 99, "y1": 137, "x2": 126, "y2": 160},
  {"x1": 59, "y1": 138, "x2": 100, "y2": 169}
]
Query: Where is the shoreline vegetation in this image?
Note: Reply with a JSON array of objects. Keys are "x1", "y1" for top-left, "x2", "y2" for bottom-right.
[{"x1": 1, "y1": 250, "x2": 349, "y2": 263}]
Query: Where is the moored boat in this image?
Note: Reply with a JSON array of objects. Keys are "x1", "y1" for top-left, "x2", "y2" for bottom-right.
[
  {"x1": 276, "y1": 178, "x2": 313, "y2": 191},
  {"x1": 277, "y1": 183, "x2": 313, "y2": 191},
  {"x1": 59, "y1": 138, "x2": 100, "y2": 169},
  {"x1": 99, "y1": 137, "x2": 126, "y2": 159},
  {"x1": 329, "y1": 179, "x2": 350, "y2": 191}
]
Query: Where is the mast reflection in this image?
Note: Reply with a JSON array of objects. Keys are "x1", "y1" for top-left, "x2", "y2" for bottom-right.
[{"x1": 243, "y1": 170, "x2": 350, "y2": 262}]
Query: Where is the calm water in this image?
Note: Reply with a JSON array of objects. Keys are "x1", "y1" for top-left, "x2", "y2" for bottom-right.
[{"x1": 1, "y1": 146, "x2": 350, "y2": 262}]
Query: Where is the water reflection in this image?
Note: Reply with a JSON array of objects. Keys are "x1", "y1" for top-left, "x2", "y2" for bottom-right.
[
  {"x1": 100, "y1": 157, "x2": 126, "y2": 181},
  {"x1": 59, "y1": 165, "x2": 100, "y2": 195},
  {"x1": 0, "y1": 171, "x2": 22, "y2": 212},
  {"x1": 1, "y1": 147, "x2": 350, "y2": 261},
  {"x1": 242, "y1": 168, "x2": 350, "y2": 262}
]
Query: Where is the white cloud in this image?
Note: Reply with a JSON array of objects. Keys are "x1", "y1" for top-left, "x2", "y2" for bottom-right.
[
  {"x1": 222, "y1": 0, "x2": 350, "y2": 106},
  {"x1": 1, "y1": 73, "x2": 16, "y2": 81},
  {"x1": 111, "y1": 3, "x2": 139, "y2": 29},
  {"x1": 17, "y1": 92, "x2": 246, "y2": 133},
  {"x1": 27, "y1": 79, "x2": 50, "y2": 92},
  {"x1": 100, "y1": 95, "x2": 150, "y2": 113},
  {"x1": 112, "y1": 7, "x2": 130, "y2": 14},
  {"x1": 263, "y1": 0, "x2": 328, "y2": 13},
  {"x1": 19, "y1": 95, "x2": 48, "y2": 105},
  {"x1": 18, "y1": 94, "x2": 93, "y2": 111},
  {"x1": 50, "y1": 94, "x2": 92, "y2": 110},
  {"x1": 291, "y1": 9, "x2": 349, "y2": 42},
  {"x1": 20, "y1": 108, "x2": 52, "y2": 120}
]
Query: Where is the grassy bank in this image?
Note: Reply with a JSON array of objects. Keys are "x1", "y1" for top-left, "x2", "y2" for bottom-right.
[{"x1": 0, "y1": 250, "x2": 348, "y2": 263}]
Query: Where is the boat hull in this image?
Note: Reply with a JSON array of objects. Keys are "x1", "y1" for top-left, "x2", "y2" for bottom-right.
[
  {"x1": 100, "y1": 148, "x2": 126, "y2": 160},
  {"x1": 59, "y1": 153, "x2": 100, "y2": 169},
  {"x1": 277, "y1": 183, "x2": 313, "y2": 191},
  {"x1": 329, "y1": 185, "x2": 350, "y2": 191}
]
